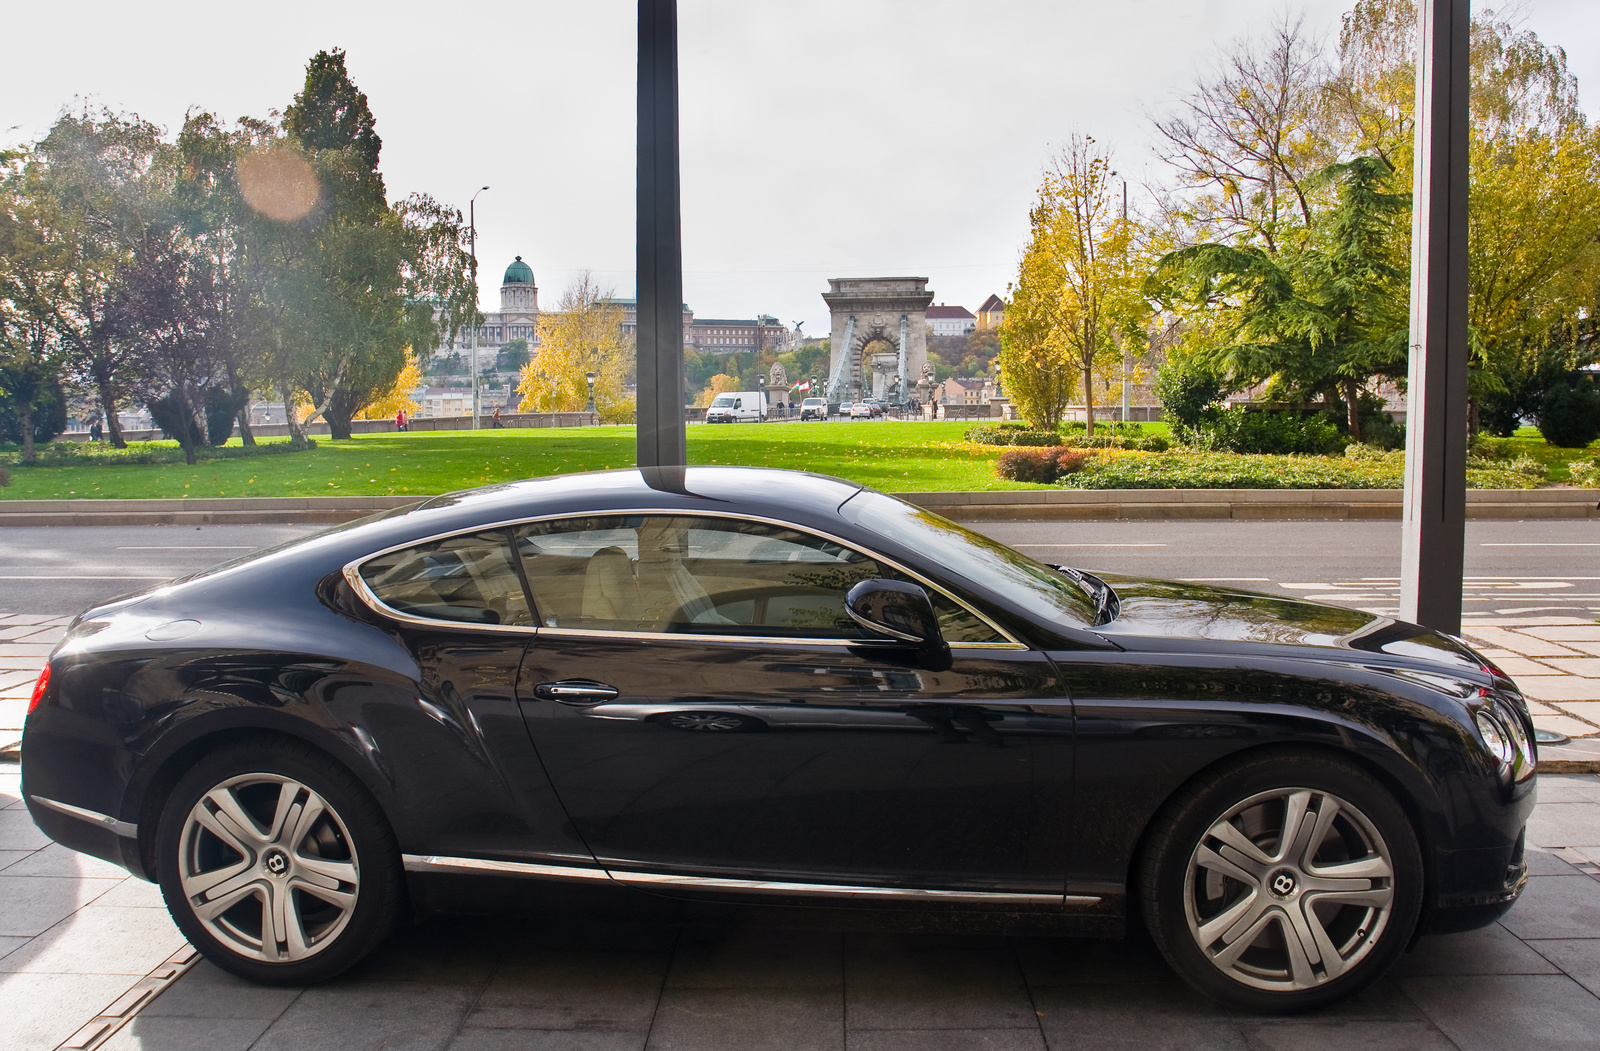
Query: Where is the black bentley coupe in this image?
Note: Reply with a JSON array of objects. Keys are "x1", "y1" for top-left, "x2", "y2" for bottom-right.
[{"x1": 21, "y1": 467, "x2": 1535, "y2": 1012}]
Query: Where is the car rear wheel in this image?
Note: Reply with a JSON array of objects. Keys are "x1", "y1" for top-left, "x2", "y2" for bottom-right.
[
  {"x1": 1139, "y1": 751, "x2": 1423, "y2": 1013},
  {"x1": 155, "y1": 738, "x2": 401, "y2": 985}
]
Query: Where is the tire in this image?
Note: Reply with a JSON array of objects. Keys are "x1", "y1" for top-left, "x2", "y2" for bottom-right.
[
  {"x1": 1138, "y1": 750, "x2": 1423, "y2": 1013},
  {"x1": 155, "y1": 738, "x2": 402, "y2": 985}
]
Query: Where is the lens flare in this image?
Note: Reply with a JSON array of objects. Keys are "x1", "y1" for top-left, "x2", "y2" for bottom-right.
[{"x1": 238, "y1": 149, "x2": 318, "y2": 221}]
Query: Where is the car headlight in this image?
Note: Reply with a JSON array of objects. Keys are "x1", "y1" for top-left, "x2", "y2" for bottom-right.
[{"x1": 1475, "y1": 710, "x2": 1513, "y2": 765}]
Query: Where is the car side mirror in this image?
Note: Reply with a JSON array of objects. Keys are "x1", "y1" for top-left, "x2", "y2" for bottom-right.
[{"x1": 845, "y1": 579, "x2": 952, "y2": 671}]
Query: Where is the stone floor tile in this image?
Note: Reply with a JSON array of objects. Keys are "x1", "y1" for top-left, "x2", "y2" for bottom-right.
[
  {"x1": 1527, "y1": 803, "x2": 1600, "y2": 848},
  {"x1": 1500, "y1": 875, "x2": 1600, "y2": 940},
  {"x1": 0, "y1": 970, "x2": 143, "y2": 1051},
  {"x1": 143, "y1": 960, "x2": 303, "y2": 1019},
  {"x1": 0, "y1": 809, "x2": 50, "y2": 851},
  {"x1": 1561, "y1": 641, "x2": 1600, "y2": 658},
  {"x1": 0, "y1": 934, "x2": 26, "y2": 959},
  {"x1": 1531, "y1": 775, "x2": 1600, "y2": 804},
  {"x1": 0, "y1": 874, "x2": 122, "y2": 936},
  {"x1": 1236, "y1": 1020, "x2": 1455, "y2": 1051},
  {"x1": 647, "y1": 986, "x2": 844, "y2": 1051},
  {"x1": 1400, "y1": 973, "x2": 1600, "y2": 1051},
  {"x1": 0, "y1": 903, "x2": 186, "y2": 975},
  {"x1": 846, "y1": 934, "x2": 1034, "y2": 1032},
  {"x1": 101, "y1": 1016, "x2": 273, "y2": 1051},
  {"x1": 0, "y1": 643, "x2": 58, "y2": 659},
  {"x1": 1392, "y1": 924, "x2": 1561, "y2": 977},
  {"x1": 0, "y1": 698, "x2": 26, "y2": 731},
  {"x1": 1524, "y1": 679, "x2": 1600, "y2": 704},
  {"x1": 1013, "y1": 935, "x2": 1173, "y2": 987},
  {"x1": 847, "y1": 1029, "x2": 1046, "y2": 1051},
  {"x1": 451, "y1": 1032, "x2": 646, "y2": 1051},
  {"x1": 15, "y1": 627, "x2": 66, "y2": 645},
  {"x1": 1523, "y1": 626, "x2": 1600, "y2": 643},
  {"x1": 1526, "y1": 938, "x2": 1600, "y2": 998},
  {"x1": 1526, "y1": 846, "x2": 1583, "y2": 875},
  {"x1": 1546, "y1": 659, "x2": 1600, "y2": 678},
  {"x1": 1496, "y1": 657, "x2": 1561, "y2": 677},
  {"x1": 3, "y1": 841, "x2": 131, "y2": 879},
  {"x1": 1462, "y1": 627, "x2": 1578, "y2": 657},
  {"x1": 666, "y1": 926, "x2": 841, "y2": 991},
  {"x1": 91, "y1": 877, "x2": 167, "y2": 908},
  {"x1": 1530, "y1": 714, "x2": 1598, "y2": 738},
  {"x1": 251, "y1": 981, "x2": 478, "y2": 1051},
  {"x1": 0, "y1": 848, "x2": 32, "y2": 871},
  {"x1": 344, "y1": 915, "x2": 512, "y2": 985},
  {"x1": 1554, "y1": 703, "x2": 1600, "y2": 729},
  {"x1": 1029, "y1": 983, "x2": 1246, "y2": 1051},
  {"x1": 471, "y1": 945, "x2": 671, "y2": 1032}
]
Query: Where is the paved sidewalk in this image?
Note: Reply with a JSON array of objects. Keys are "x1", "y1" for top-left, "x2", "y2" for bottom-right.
[{"x1": 0, "y1": 615, "x2": 71, "y2": 757}]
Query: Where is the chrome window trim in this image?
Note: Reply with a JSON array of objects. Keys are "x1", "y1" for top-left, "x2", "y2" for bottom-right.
[
  {"x1": 400, "y1": 853, "x2": 1094, "y2": 906},
  {"x1": 345, "y1": 508, "x2": 1024, "y2": 648},
  {"x1": 30, "y1": 795, "x2": 138, "y2": 839}
]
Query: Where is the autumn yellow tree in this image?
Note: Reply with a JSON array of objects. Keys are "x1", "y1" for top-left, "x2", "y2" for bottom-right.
[
  {"x1": 1001, "y1": 136, "x2": 1146, "y2": 434},
  {"x1": 356, "y1": 351, "x2": 424, "y2": 421},
  {"x1": 517, "y1": 274, "x2": 635, "y2": 421},
  {"x1": 694, "y1": 373, "x2": 740, "y2": 407}
]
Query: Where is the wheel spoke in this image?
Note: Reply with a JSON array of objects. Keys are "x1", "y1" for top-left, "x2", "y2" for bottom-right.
[
  {"x1": 1209, "y1": 909, "x2": 1275, "y2": 969},
  {"x1": 1196, "y1": 845, "x2": 1262, "y2": 888},
  {"x1": 1276, "y1": 790, "x2": 1314, "y2": 864},
  {"x1": 1206, "y1": 818, "x2": 1274, "y2": 869},
  {"x1": 294, "y1": 854, "x2": 357, "y2": 890},
  {"x1": 1306, "y1": 855, "x2": 1392, "y2": 881},
  {"x1": 192, "y1": 807, "x2": 256, "y2": 859},
  {"x1": 193, "y1": 879, "x2": 264, "y2": 924},
  {"x1": 286, "y1": 793, "x2": 327, "y2": 852},
  {"x1": 1275, "y1": 909, "x2": 1320, "y2": 987},
  {"x1": 1306, "y1": 887, "x2": 1393, "y2": 909},
  {"x1": 183, "y1": 860, "x2": 256, "y2": 903},
  {"x1": 205, "y1": 787, "x2": 269, "y2": 846},
  {"x1": 265, "y1": 781, "x2": 301, "y2": 843},
  {"x1": 1197, "y1": 887, "x2": 1264, "y2": 947},
  {"x1": 291, "y1": 876, "x2": 356, "y2": 914},
  {"x1": 1300, "y1": 794, "x2": 1341, "y2": 869}
]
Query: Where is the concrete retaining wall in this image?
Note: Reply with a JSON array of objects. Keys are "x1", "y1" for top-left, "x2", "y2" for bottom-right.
[{"x1": 0, "y1": 489, "x2": 1593, "y2": 527}]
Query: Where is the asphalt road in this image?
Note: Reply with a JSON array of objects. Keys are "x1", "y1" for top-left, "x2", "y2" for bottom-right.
[{"x1": 0, "y1": 518, "x2": 1594, "y2": 619}]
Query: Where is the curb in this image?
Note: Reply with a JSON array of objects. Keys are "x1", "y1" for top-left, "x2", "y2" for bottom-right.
[{"x1": 0, "y1": 489, "x2": 1595, "y2": 526}]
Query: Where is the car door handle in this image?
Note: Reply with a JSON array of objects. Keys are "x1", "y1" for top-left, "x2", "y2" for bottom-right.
[{"x1": 534, "y1": 680, "x2": 620, "y2": 704}]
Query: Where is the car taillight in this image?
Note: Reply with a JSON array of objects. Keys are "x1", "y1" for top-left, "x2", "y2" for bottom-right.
[{"x1": 28, "y1": 663, "x2": 50, "y2": 715}]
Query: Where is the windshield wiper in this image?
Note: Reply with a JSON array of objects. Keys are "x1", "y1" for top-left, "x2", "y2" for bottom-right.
[{"x1": 1057, "y1": 566, "x2": 1120, "y2": 626}]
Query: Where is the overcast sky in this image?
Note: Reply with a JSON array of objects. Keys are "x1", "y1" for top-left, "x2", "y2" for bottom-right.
[{"x1": 6, "y1": 0, "x2": 1597, "y2": 336}]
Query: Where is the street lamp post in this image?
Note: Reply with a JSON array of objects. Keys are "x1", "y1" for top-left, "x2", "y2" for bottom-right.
[
  {"x1": 757, "y1": 374, "x2": 766, "y2": 422},
  {"x1": 468, "y1": 186, "x2": 489, "y2": 431},
  {"x1": 585, "y1": 371, "x2": 598, "y2": 415}
]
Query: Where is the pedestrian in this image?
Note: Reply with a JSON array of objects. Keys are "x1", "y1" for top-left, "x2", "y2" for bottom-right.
[
  {"x1": 492, "y1": 406, "x2": 503, "y2": 428},
  {"x1": 395, "y1": 408, "x2": 408, "y2": 432},
  {"x1": 89, "y1": 419, "x2": 103, "y2": 442}
]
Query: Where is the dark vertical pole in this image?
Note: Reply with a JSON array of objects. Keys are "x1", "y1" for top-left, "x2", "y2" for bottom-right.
[
  {"x1": 636, "y1": 0, "x2": 687, "y2": 468},
  {"x1": 1400, "y1": 0, "x2": 1471, "y2": 632}
]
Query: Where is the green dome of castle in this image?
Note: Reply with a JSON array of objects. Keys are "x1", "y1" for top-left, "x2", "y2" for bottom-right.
[{"x1": 503, "y1": 256, "x2": 535, "y2": 285}]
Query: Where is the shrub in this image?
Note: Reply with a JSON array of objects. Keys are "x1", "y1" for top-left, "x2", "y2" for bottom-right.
[
  {"x1": 1469, "y1": 435, "x2": 1514, "y2": 460},
  {"x1": 1060, "y1": 432, "x2": 1171, "y2": 451},
  {"x1": 1569, "y1": 459, "x2": 1600, "y2": 487},
  {"x1": 1178, "y1": 407, "x2": 1343, "y2": 455},
  {"x1": 966, "y1": 425, "x2": 1062, "y2": 447},
  {"x1": 1152, "y1": 355, "x2": 1226, "y2": 429},
  {"x1": 1053, "y1": 450, "x2": 1543, "y2": 490},
  {"x1": 995, "y1": 447, "x2": 1091, "y2": 483},
  {"x1": 1538, "y1": 381, "x2": 1600, "y2": 449}
]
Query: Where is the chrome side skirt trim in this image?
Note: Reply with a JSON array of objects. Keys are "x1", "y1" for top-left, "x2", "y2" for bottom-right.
[
  {"x1": 401, "y1": 853, "x2": 1097, "y2": 907},
  {"x1": 30, "y1": 795, "x2": 138, "y2": 839}
]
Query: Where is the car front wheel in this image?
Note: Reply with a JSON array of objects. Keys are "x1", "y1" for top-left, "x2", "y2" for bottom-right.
[
  {"x1": 155, "y1": 738, "x2": 401, "y2": 985},
  {"x1": 1139, "y1": 751, "x2": 1423, "y2": 1013}
]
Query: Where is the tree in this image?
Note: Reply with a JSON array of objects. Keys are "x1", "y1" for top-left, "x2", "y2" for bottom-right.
[
  {"x1": 358, "y1": 351, "x2": 423, "y2": 421},
  {"x1": 1146, "y1": 158, "x2": 1410, "y2": 440},
  {"x1": 0, "y1": 147, "x2": 74, "y2": 461},
  {"x1": 517, "y1": 274, "x2": 634, "y2": 420},
  {"x1": 496, "y1": 338, "x2": 530, "y2": 372},
  {"x1": 1002, "y1": 136, "x2": 1144, "y2": 433}
]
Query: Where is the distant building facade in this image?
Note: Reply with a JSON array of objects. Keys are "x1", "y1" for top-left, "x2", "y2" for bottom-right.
[
  {"x1": 934, "y1": 376, "x2": 992, "y2": 405},
  {"x1": 926, "y1": 303, "x2": 977, "y2": 337},
  {"x1": 434, "y1": 256, "x2": 541, "y2": 358},
  {"x1": 976, "y1": 294, "x2": 1005, "y2": 331}
]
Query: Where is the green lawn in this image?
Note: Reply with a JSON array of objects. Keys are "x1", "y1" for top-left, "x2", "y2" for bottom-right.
[{"x1": 0, "y1": 422, "x2": 1035, "y2": 500}]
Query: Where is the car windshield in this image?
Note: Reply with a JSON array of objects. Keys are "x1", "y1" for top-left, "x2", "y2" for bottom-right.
[
  {"x1": 711, "y1": 395, "x2": 736, "y2": 407},
  {"x1": 842, "y1": 489, "x2": 1099, "y2": 629}
]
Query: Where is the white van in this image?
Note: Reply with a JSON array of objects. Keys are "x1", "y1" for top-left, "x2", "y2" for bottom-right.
[{"x1": 705, "y1": 391, "x2": 766, "y2": 423}]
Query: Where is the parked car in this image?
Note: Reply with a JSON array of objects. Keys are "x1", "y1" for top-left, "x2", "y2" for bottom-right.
[
  {"x1": 863, "y1": 398, "x2": 886, "y2": 418},
  {"x1": 848, "y1": 401, "x2": 872, "y2": 419},
  {"x1": 21, "y1": 467, "x2": 1534, "y2": 1012},
  {"x1": 799, "y1": 397, "x2": 828, "y2": 421},
  {"x1": 705, "y1": 391, "x2": 766, "y2": 423}
]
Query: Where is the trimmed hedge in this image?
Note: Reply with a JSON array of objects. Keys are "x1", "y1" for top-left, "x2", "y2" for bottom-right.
[
  {"x1": 0, "y1": 438, "x2": 315, "y2": 468},
  {"x1": 1050, "y1": 450, "x2": 1543, "y2": 489},
  {"x1": 965, "y1": 425, "x2": 1062, "y2": 447}
]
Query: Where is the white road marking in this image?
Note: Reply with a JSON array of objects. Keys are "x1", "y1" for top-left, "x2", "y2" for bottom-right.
[
  {"x1": 116, "y1": 545, "x2": 255, "y2": 550},
  {"x1": 1180, "y1": 577, "x2": 1270, "y2": 582},
  {"x1": 1013, "y1": 543, "x2": 1167, "y2": 548},
  {"x1": 0, "y1": 575, "x2": 168, "y2": 580},
  {"x1": 1480, "y1": 543, "x2": 1600, "y2": 547}
]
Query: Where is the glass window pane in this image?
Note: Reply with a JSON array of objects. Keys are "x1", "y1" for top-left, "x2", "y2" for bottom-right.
[{"x1": 359, "y1": 531, "x2": 532, "y2": 626}]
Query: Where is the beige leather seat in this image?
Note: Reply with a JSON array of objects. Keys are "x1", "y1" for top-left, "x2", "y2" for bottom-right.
[{"x1": 581, "y1": 546, "x2": 639, "y2": 626}]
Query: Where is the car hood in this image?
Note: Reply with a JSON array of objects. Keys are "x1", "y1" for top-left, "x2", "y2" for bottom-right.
[{"x1": 1090, "y1": 574, "x2": 1488, "y2": 674}]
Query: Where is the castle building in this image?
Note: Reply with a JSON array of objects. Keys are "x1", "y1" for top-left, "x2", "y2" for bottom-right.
[{"x1": 435, "y1": 256, "x2": 541, "y2": 357}]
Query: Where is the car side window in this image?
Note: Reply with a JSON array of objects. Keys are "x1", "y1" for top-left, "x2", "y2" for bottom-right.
[
  {"x1": 358, "y1": 531, "x2": 533, "y2": 627},
  {"x1": 511, "y1": 515, "x2": 1003, "y2": 643}
]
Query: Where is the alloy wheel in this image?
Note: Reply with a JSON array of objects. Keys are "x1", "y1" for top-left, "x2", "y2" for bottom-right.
[
  {"x1": 1183, "y1": 787, "x2": 1394, "y2": 992},
  {"x1": 177, "y1": 773, "x2": 361, "y2": 963}
]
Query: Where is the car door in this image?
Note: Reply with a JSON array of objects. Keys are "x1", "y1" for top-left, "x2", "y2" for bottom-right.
[
  {"x1": 350, "y1": 529, "x2": 592, "y2": 866},
  {"x1": 510, "y1": 512, "x2": 1075, "y2": 896}
]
